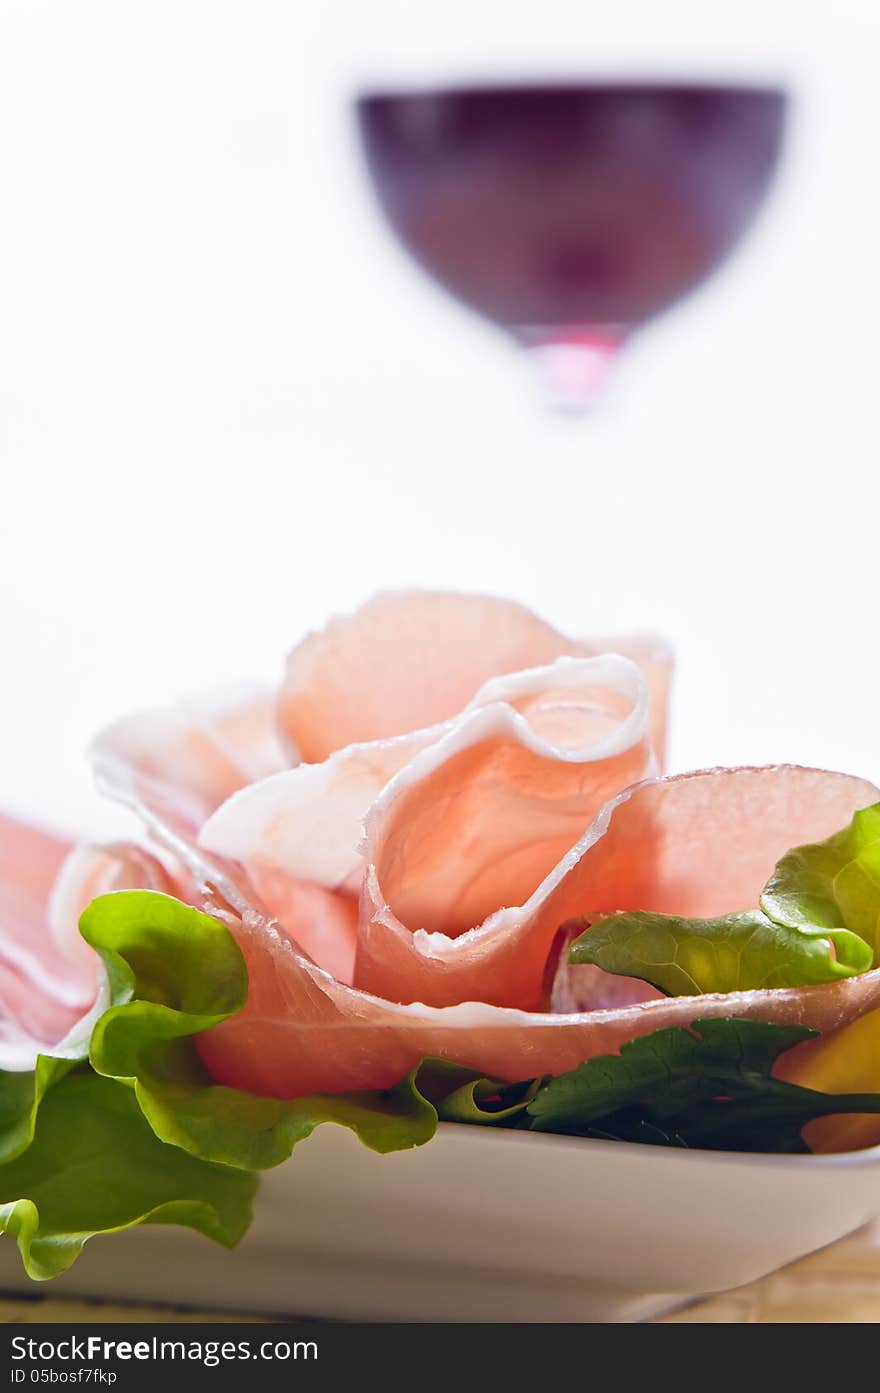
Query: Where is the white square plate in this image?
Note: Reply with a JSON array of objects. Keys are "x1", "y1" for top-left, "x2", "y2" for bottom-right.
[{"x1": 2, "y1": 1123, "x2": 880, "y2": 1322}]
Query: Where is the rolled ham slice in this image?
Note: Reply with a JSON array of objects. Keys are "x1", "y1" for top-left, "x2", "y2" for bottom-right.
[
  {"x1": 93, "y1": 595, "x2": 672, "y2": 988},
  {"x1": 357, "y1": 756, "x2": 878, "y2": 1013},
  {"x1": 203, "y1": 651, "x2": 648, "y2": 891},
  {"x1": 196, "y1": 765, "x2": 880, "y2": 1099},
  {"x1": 356, "y1": 656, "x2": 653, "y2": 1008},
  {"x1": 0, "y1": 813, "x2": 87, "y2": 1061},
  {"x1": 199, "y1": 725, "x2": 439, "y2": 895},
  {"x1": 0, "y1": 813, "x2": 172, "y2": 1069},
  {"x1": 48, "y1": 840, "x2": 176, "y2": 977},
  {"x1": 200, "y1": 657, "x2": 654, "y2": 997},
  {"x1": 278, "y1": 590, "x2": 672, "y2": 765},
  {"x1": 91, "y1": 689, "x2": 360, "y2": 980},
  {"x1": 91, "y1": 688, "x2": 286, "y2": 845}
]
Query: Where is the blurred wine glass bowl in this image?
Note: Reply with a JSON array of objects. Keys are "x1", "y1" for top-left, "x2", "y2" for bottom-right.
[{"x1": 356, "y1": 83, "x2": 787, "y2": 407}]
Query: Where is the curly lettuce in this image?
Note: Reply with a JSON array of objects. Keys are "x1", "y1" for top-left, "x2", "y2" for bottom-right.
[{"x1": 0, "y1": 891, "x2": 436, "y2": 1280}]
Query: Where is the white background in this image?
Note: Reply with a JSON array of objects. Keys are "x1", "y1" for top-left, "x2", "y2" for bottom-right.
[{"x1": 1, "y1": 0, "x2": 878, "y2": 837}]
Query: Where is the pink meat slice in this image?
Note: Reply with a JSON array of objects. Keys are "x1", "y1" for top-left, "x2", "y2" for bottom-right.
[
  {"x1": 90, "y1": 689, "x2": 359, "y2": 980},
  {"x1": 0, "y1": 812, "x2": 173, "y2": 1068},
  {"x1": 0, "y1": 812, "x2": 69, "y2": 925},
  {"x1": 239, "y1": 865, "x2": 359, "y2": 987},
  {"x1": 356, "y1": 656, "x2": 653, "y2": 1008},
  {"x1": 93, "y1": 596, "x2": 671, "y2": 986},
  {"x1": 196, "y1": 765, "x2": 880, "y2": 1099},
  {"x1": 48, "y1": 840, "x2": 176, "y2": 977},
  {"x1": 199, "y1": 726, "x2": 442, "y2": 895},
  {"x1": 0, "y1": 813, "x2": 85, "y2": 1054},
  {"x1": 91, "y1": 689, "x2": 287, "y2": 844},
  {"x1": 0, "y1": 813, "x2": 101, "y2": 1008},
  {"x1": 279, "y1": 589, "x2": 672, "y2": 765},
  {"x1": 200, "y1": 651, "x2": 654, "y2": 902}
]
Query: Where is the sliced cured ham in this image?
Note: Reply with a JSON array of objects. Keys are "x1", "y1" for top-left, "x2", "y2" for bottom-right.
[
  {"x1": 0, "y1": 813, "x2": 172, "y2": 1069},
  {"x1": 198, "y1": 908, "x2": 880, "y2": 1099},
  {"x1": 196, "y1": 765, "x2": 880, "y2": 1098},
  {"x1": 239, "y1": 867, "x2": 360, "y2": 987},
  {"x1": 48, "y1": 840, "x2": 176, "y2": 977},
  {"x1": 0, "y1": 813, "x2": 85, "y2": 1059},
  {"x1": 0, "y1": 812, "x2": 103, "y2": 1012},
  {"x1": 200, "y1": 657, "x2": 652, "y2": 984},
  {"x1": 278, "y1": 589, "x2": 672, "y2": 764},
  {"x1": 200, "y1": 726, "x2": 436, "y2": 895},
  {"x1": 355, "y1": 656, "x2": 653, "y2": 1008},
  {"x1": 91, "y1": 691, "x2": 360, "y2": 981},
  {"x1": 356, "y1": 760, "x2": 878, "y2": 1011},
  {"x1": 91, "y1": 688, "x2": 286, "y2": 844},
  {"x1": 93, "y1": 596, "x2": 672, "y2": 986},
  {"x1": 200, "y1": 656, "x2": 654, "y2": 998}
]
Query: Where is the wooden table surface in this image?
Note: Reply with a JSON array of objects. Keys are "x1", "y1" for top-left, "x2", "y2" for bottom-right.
[
  {"x1": 655, "y1": 1218, "x2": 880, "y2": 1323},
  {"x1": 1, "y1": 1222, "x2": 879, "y2": 1324}
]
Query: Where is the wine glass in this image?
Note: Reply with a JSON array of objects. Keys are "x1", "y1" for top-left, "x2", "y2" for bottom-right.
[
  {"x1": 341, "y1": 0, "x2": 790, "y2": 411},
  {"x1": 355, "y1": 81, "x2": 786, "y2": 411}
]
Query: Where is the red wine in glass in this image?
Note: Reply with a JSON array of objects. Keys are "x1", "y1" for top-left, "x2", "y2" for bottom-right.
[{"x1": 356, "y1": 83, "x2": 787, "y2": 407}]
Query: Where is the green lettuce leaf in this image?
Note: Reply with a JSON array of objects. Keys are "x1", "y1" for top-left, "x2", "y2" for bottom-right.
[
  {"x1": 566, "y1": 906, "x2": 872, "y2": 997},
  {"x1": 414, "y1": 1060, "x2": 540, "y2": 1125},
  {"x1": 82, "y1": 890, "x2": 435, "y2": 1169},
  {"x1": 0, "y1": 1058, "x2": 75, "y2": 1166},
  {"x1": 527, "y1": 1018, "x2": 880, "y2": 1152},
  {"x1": 761, "y1": 802, "x2": 880, "y2": 963},
  {"x1": 0, "y1": 1072, "x2": 255, "y2": 1280},
  {"x1": 0, "y1": 890, "x2": 438, "y2": 1284},
  {"x1": 0, "y1": 912, "x2": 137, "y2": 1171}
]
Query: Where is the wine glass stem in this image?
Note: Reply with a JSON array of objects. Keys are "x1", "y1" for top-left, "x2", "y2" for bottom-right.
[{"x1": 523, "y1": 330, "x2": 625, "y2": 413}]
